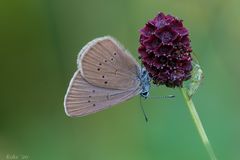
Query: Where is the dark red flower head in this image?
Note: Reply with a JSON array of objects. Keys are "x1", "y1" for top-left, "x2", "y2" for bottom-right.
[{"x1": 138, "y1": 12, "x2": 193, "y2": 88}]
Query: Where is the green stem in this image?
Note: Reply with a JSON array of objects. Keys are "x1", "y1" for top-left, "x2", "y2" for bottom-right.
[{"x1": 181, "y1": 88, "x2": 217, "y2": 160}]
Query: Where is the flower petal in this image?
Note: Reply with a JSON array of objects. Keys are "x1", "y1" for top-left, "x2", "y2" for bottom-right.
[{"x1": 155, "y1": 26, "x2": 178, "y2": 44}]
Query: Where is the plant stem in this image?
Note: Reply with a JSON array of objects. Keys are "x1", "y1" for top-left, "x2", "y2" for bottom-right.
[{"x1": 181, "y1": 88, "x2": 217, "y2": 160}]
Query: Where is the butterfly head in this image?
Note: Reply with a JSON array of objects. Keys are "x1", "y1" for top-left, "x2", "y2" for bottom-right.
[{"x1": 139, "y1": 67, "x2": 151, "y2": 99}]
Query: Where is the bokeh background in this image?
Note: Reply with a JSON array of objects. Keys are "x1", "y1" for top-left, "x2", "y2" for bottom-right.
[{"x1": 1, "y1": 0, "x2": 240, "y2": 160}]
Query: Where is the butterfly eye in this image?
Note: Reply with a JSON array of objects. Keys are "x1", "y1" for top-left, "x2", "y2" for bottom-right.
[{"x1": 141, "y1": 91, "x2": 148, "y2": 97}]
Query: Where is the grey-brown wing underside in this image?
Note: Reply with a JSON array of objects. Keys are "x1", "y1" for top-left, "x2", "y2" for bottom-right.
[
  {"x1": 64, "y1": 70, "x2": 141, "y2": 117},
  {"x1": 77, "y1": 36, "x2": 141, "y2": 90}
]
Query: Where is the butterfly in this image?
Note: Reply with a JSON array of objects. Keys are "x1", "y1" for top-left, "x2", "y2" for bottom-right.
[{"x1": 64, "y1": 36, "x2": 151, "y2": 117}]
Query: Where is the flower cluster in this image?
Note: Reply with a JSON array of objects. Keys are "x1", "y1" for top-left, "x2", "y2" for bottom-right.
[{"x1": 138, "y1": 12, "x2": 193, "y2": 87}]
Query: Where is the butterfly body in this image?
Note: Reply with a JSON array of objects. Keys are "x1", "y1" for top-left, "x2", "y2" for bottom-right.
[
  {"x1": 139, "y1": 67, "x2": 151, "y2": 99},
  {"x1": 64, "y1": 36, "x2": 151, "y2": 117}
]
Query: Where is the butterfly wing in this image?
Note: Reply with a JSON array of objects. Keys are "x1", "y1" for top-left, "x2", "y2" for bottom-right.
[
  {"x1": 64, "y1": 70, "x2": 141, "y2": 117},
  {"x1": 77, "y1": 36, "x2": 141, "y2": 90}
]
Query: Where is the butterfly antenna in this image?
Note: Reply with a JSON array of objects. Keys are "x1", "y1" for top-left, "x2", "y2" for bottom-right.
[
  {"x1": 140, "y1": 96, "x2": 148, "y2": 122},
  {"x1": 148, "y1": 95, "x2": 175, "y2": 99}
]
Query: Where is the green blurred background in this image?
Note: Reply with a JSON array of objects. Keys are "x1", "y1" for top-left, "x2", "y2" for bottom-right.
[{"x1": 1, "y1": 0, "x2": 240, "y2": 159}]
